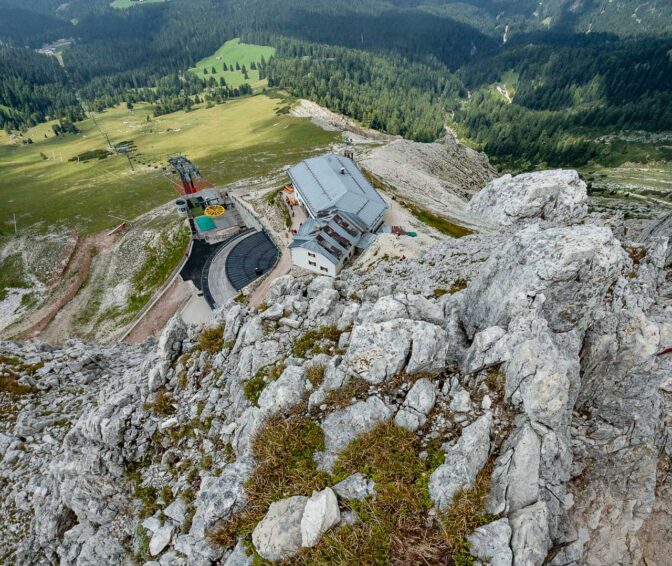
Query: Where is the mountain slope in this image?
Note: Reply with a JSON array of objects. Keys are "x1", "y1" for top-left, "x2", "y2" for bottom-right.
[{"x1": 1, "y1": 170, "x2": 671, "y2": 565}]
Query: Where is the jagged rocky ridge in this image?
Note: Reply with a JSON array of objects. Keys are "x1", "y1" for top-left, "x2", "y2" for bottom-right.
[{"x1": 0, "y1": 170, "x2": 671, "y2": 565}]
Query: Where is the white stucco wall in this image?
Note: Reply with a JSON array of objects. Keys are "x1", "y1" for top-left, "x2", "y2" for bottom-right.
[{"x1": 291, "y1": 247, "x2": 338, "y2": 277}]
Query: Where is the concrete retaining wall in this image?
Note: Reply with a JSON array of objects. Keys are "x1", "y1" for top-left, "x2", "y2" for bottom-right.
[{"x1": 231, "y1": 194, "x2": 264, "y2": 232}]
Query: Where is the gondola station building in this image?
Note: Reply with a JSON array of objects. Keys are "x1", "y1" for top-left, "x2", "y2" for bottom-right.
[{"x1": 287, "y1": 154, "x2": 389, "y2": 276}]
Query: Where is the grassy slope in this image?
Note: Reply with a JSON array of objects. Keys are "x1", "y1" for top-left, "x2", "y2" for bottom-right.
[
  {"x1": 189, "y1": 39, "x2": 276, "y2": 91},
  {"x1": 0, "y1": 95, "x2": 336, "y2": 236}
]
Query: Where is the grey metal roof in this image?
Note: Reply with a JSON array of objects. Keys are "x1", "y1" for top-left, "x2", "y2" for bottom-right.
[
  {"x1": 290, "y1": 210, "x2": 366, "y2": 265},
  {"x1": 357, "y1": 232, "x2": 377, "y2": 250},
  {"x1": 288, "y1": 155, "x2": 388, "y2": 231}
]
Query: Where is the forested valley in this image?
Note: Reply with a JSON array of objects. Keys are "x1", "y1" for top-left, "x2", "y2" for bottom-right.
[{"x1": 1, "y1": 0, "x2": 670, "y2": 170}]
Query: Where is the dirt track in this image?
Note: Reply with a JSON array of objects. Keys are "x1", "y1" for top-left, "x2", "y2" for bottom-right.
[
  {"x1": 124, "y1": 278, "x2": 192, "y2": 344},
  {"x1": 8, "y1": 230, "x2": 120, "y2": 343}
]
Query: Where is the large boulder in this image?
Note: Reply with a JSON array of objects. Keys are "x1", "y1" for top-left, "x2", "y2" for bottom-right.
[
  {"x1": 345, "y1": 320, "x2": 448, "y2": 384},
  {"x1": 300, "y1": 488, "x2": 340, "y2": 547},
  {"x1": 149, "y1": 524, "x2": 175, "y2": 556},
  {"x1": 252, "y1": 496, "x2": 308, "y2": 562},
  {"x1": 467, "y1": 518, "x2": 513, "y2": 566},
  {"x1": 510, "y1": 501, "x2": 551, "y2": 566},
  {"x1": 257, "y1": 366, "x2": 308, "y2": 415},
  {"x1": 467, "y1": 170, "x2": 587, "y2": 226},
  {"x1": 157, "y1": 315, "x2": 187, "y2": 363},
  {"x1": 488, "y1": 422, "x2": 541, "y2": 516},
  {"x1": 189, "y1": 462, "x2": 252, "y2": 540},
  {"x1": 462, "y1": 224, "x2": 625, "y2": 337}
]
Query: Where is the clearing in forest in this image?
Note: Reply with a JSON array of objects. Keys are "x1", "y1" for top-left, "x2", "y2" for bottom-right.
[{"x1": 189, "y1": 38, "x2": 276, "y2": 91}]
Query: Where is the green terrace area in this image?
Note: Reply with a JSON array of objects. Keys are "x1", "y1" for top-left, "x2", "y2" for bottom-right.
[
  {"x1": 0, "y1": 94, "x2": 336, "y2": 237},
  {"x1": 189, "y1": 39, "x2": 276, "y2": 91}
]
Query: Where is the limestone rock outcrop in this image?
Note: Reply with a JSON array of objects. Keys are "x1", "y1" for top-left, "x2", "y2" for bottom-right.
[
  {"x1": 1, "y1": 170, "x2": 670, "y2": 566},
  {"x1": 467, "y1": 169, "x2": 588, "y2": 226}
]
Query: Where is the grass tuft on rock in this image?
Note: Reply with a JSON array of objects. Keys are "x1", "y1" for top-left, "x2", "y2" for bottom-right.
[
  {"x1": 198, "y1": 326, "x2": 224, "y2": 354},
  {"x1": 242, "y1": 361, "x2": 287, "y2": 405},
  {"x1": 305, "y1": 364, "x2": 325, "y2": 389},
  {"x1": 243, "y1": 376, "x2": 266, "y2": 405},
  {"x1": 0, "y1": 375, "x2": 37, "y2": 396},
  {"x1": 144, "y1": 389, "x2": 175, "y2": 416},
  {"x1": 406, "y1": 204, "x2": 474, "y2": 239},
  {"x1": 292, "y1": 325, "x2": 344, "y2": 358},
  {"x1": 322, "y1": 378, "x2": 369, "y2": 410},
  {"x1": 449, "y1": 279, "x2": 468, "y2": 294}
]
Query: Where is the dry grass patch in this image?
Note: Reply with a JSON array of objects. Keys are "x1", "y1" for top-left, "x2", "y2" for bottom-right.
[
  {"x1": 305, "y1": 364, "x2": 325, "y2": 389},
  {"x1": 144, "y1": 389, "x2": 175, "y2": 416},
  {"x1": 209, "y1": 415, "x2": 330, "y2": 549},
  {"x1": 210, "y1": 410, "x2": 497, "y2": 564},
  {"x1": 198, "y1": 326, "x2": 224, "y2": 354},
  {"x1": 623, "y1": 244, "x2": 647, "y2": 266},
  {"x1": 449, "y1": 279, "x2": 468, "y2": 294},
  {"x1": 292, "y1": 421, "x2": 495, "y2": 565},
  {"x1": 322, "y1": 378, "x2": 369, "y2": 409},
  {"x1": 484, "y1": 365, "x2": 505, "y2": 398},
  {"x1": 292, "y1": 325, "x2": 345, "y2": 358},
  {"x1": 0, "y1": 375, "x2": 37, "y2": 396}
]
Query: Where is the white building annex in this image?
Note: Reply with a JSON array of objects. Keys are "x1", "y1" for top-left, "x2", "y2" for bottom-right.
[{"x1": 287, "y1": 154, "x2": 389, "y2": 276}]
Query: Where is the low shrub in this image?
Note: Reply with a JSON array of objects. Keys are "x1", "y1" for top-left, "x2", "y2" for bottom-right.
[
  {"x1": 198, "y1": 326, "x2": 224, "y2": 354},
  {"x1": 144, "y1": 390, "x2": 175, "y2": 416},
  {"x1": 305, "y1": 364, "x2": 325, "y2": 388}
]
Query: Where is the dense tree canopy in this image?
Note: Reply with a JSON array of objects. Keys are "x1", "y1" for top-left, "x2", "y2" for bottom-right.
[{"x1": 0, "y1": 0, "x2": 670, "y2": 169}]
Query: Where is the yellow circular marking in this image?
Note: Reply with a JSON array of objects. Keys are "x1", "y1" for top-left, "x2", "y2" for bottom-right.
[{"x1": 204, "y1": 205, "x2": 226, "y2": 217}]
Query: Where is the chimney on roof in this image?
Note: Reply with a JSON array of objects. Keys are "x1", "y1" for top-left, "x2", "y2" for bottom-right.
[{"x1": 340, "y1": 167, "x2": 346, "y2": 175}]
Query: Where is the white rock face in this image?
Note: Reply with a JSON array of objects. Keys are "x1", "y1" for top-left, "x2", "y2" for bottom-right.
[
  {"x1": 467, "y1": 169, "x2": 587, "y2": 226},
  {"x1": 300, "y1": 488, "x2": 340, "y2": 547},
  {"x1": 345, "y1": 320, "x2": 447, "y2": 383},
  {"x1": 252, "y1": 496, "x2": 308, "y2": 562},
  {"x1": 189, "y1": 462, "x2": 252, "y2": 540},
  {"x1": 364, "y1": 294, "x2": 444, "y2": 326},
  {"x1": 488, "y1": 423, "x2": 541, "y2": 515},
  {"x1": 429, "y1": 413, "x2": 492, "y2": 511},
  {"x1": 462, "y1": 223, "x2": 624, "y2": 337},
  {"x1": 257, "y1": 366, "x2": 307, "y2": 415},
  {"x1": 2, "y1": 170, "x2": 671, "y2": 566},
  {"x1": 308, "y1": 288, "x2": 340, "y2": 320},
  {"x1": 467, "y1": 518, "x2": 513, "y2": 566},
  {"x1": 149, "y1": 524, "x2": 175, "y2": 556},
  {"x1": 394, "y1": 378, "x2": 436, "y2": 431},
  {"x1": 510, "y1": 501, "x2": 551, "y2": 566},
  {"x1": 317, "y1": 396, "x2": 392, "y2": 471}
]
